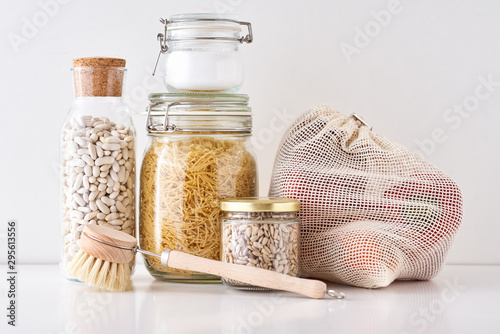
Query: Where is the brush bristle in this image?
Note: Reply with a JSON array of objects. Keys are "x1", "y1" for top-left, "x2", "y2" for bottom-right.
[
  {"x1": 106, "y1": 262, "x2": 118, "y2": 291},
  {"x1": 116, "y1": 263, "x2": 132, "y2": 292},
  {"x1": 86, "y1": 258, "x2": 104, "y2": 287},
  {"x1": 66, "y1": 249, "x2": 132, "y2": 292},
  {"x1": 76, "y1": 253, "x2": 97, "y2": 281},
  {"x1": 95, "y1": 260, "x2": 110, "y2": 288},
  {"x1": 66, "y1": 249, "x2": 90, "y2": 278}
]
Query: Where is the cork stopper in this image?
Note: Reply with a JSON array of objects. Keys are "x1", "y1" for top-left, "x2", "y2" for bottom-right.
[{"x1": 72, "y1": 57, "x2": 126, "y2": 97}]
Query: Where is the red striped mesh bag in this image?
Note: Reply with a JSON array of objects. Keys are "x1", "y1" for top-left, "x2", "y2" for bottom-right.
[{"x1": 269, "y1": 105, "x2": 463, "y2": 288}]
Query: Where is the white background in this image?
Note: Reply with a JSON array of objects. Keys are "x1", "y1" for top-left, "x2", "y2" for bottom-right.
[{"x1": 0, "y1": 0, "x2": 498, "y2": 265}]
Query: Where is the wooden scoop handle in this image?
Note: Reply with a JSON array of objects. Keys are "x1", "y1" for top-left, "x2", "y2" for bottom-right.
[{"x1": 162, "y1": 250, "x2": 328, "y2": 299}]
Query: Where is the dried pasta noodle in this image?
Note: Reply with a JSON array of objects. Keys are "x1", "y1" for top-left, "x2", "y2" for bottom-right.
[{"x1": 140, "y1": 136, "x2": 257, "y2": 276}]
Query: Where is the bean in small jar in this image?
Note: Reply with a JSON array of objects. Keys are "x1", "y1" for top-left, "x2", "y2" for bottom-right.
[{"x1": 220, "y1": 197, "x2": 300, "y2": 290}]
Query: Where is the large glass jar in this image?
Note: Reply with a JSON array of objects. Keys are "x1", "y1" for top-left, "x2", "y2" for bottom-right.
[
  {"x1": 61, "y1": 57, "x2": 136, "y2": 280},
  {"x1": 155, "y1": 13, "x2": 253, "y2": 93},
  {"x1": 139, "y1": 93, "x2": 258, "y2": 282}
]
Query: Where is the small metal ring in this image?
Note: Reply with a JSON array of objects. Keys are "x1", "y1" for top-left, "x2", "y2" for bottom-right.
[
  {"x1": 349, "y1": 113, "x2": 373, "y2": 131},
  {"x1": 166, "y1": 124, "x2": 176, "y2": 132},
  {"x1": 326, "y1": 290, "x2": 345, "y2": 299},
  {"x1": 157, "y1": 33, "x2": 168, "y2": 53}
]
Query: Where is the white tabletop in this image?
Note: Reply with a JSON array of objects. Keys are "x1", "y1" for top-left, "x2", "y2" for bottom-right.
[{"x1": 1, "y1": 263, "x2": 498, "y2": 334}]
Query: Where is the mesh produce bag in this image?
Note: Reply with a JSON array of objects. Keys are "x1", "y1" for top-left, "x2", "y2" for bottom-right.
[{"x1": 269, "y1": 105, "x2": 463, "y2": 288}]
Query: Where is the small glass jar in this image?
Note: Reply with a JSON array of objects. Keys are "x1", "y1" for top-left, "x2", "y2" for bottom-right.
[
  {"x1": 155, "y1": 13, "x2": 253, "y2": 93},
  {"x1": 220, "y1": 197, "x2": 300, "y2": 289},
  {"x1": 61, "y1": 57, "x2": 136, "y2": 279},
  {"x1": 139, "y1": 93, "x2": 258, "y2": 282}
]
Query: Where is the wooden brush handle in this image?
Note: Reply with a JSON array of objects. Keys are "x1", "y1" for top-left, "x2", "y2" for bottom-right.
[{"x1": 162, "y1": 250, "x2": 327, "y2": 299}]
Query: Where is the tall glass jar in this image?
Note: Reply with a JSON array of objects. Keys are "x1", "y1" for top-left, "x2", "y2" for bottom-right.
[
  {"x1": 155, "y1": 13, "x2": 253, "y2": 93},
  {"x1": 139, "y1": 93, "x2": 258, "y2": 282},
  {"x1": 61, "y1": 57, "x2": 136, "y2": 280}
]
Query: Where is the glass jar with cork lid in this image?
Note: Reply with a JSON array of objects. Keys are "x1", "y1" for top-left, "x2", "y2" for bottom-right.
[{"x1": 61, "y1": 57, "x2": 136, "y2": 280}]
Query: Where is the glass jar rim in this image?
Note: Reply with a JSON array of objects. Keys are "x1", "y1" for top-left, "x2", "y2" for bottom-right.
[
  {"x1": 146, "y1": 92, "x2": 250, "y2": 116},
  {"x1": 160, "y1": 13, "x2": 253, "y2": 45},
  {"x1": 145, "y1": 92, "x2": 252, "y2": 133},
  {"x1": 169, "y1": 13, "x2": 240, "y2": 21},
  {"x1": 167, "y1": 13, "x2": 242, "y2": 32},
  {"x1": 149, "y1": 92, "x2": 248, "y2": 103}
]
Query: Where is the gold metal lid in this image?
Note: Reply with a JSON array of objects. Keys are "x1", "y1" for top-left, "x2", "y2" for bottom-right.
[{"x1": 220, "y1": 197, "x2": 300, "y2": 212}]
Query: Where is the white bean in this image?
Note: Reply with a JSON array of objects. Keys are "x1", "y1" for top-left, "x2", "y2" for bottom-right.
[
  {"x1": 89, "y1": 201, "x2": 97, "y2": 211},
  {"x1": 96, "y1": 145, "x2": 104, "y2": 158},
  {"x1": 118, "y1": 167, "x2": 126, "y2": 183},
  {"x1": 104, "y1": 136, "x2": 121, "y2": 143},
  {"x1": 73, "y1": 174, "x2": 83, "y2": 190},
  {"x1": 95, "y1": 199, "x2": 110, "y2": 214},
  {"x1": 110, "y1": 171, "x2": 119, "y2": 182},
  {"x1": 105, "y1": 213, "x2": 119, "y2": 221},
  {"x1": 122, "y1": 147, "x2": 129, "y2": 160},
  {"x1": 67, "y1": 141, "x2": 78, "y2": 152},
  {"x1": 83, "y1": 175, "x2": 89, "y2": 189},
  {"x1": 88, "y1": 143, "x2": 97, "y2": 160},
  {"x1": 89, "y1": 191, "x2": 98, "y2": 202},
  {"x1": 84, "y1": 165, "x2": 92, "y2": 177},
  {"x1": 84, "y1": 212, "x2": 98, "y2": 220},
  {"x1": 70, "y1": 159, "x2": 85, "y2": 168},
  {"x1": 73, "y1": 193, "x2": 86, "y2": 207},
  {"x1": 81, "y1": 155, "x2": 94, "y2": 166},
  {"x1": 101, "y1": 196, "x2": 114, "y2": 206},
  {"x1": 92, "y1": 166, "x2": 100, "y2": 177},
  {"x1": 95, "y1": 156, "x2": 115, "y2": 166},
  {"x1": 116, "y1": 201, "x2": 126, "y2": 213},
  {"x1": 74, "y1": 137, "x2": 86, "y2": 146},
  {"x1": 109, "y1": 219, "x2": 123, "y2": 226}
]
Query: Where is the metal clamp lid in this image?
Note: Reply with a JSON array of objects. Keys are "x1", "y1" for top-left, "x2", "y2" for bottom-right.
[
  {"x1": 146, "y1": 100, "x2": 251, "y2": 134},
  {"x1": 152, "y1": 17, "x2": 253, "y2": 75}
]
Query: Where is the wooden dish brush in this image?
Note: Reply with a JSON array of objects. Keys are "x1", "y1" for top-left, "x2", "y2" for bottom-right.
[{"x1": 67, "y1": 225, "x2": 345, "y2": 299}]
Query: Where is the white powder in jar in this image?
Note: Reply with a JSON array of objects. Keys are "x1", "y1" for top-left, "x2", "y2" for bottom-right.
[{"x1": 164, "y1": 50, "x2": 243, "y2": 92}]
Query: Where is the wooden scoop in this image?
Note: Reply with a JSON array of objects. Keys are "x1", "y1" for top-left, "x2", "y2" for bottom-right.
[{"x1": 80, "y1": 225, "x2": 344, "y2": 299}]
